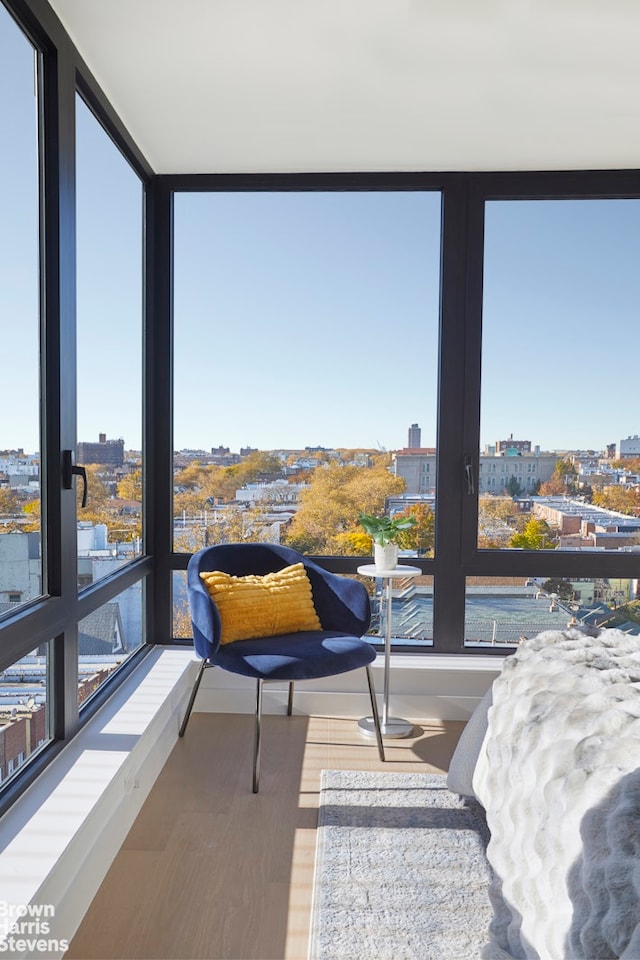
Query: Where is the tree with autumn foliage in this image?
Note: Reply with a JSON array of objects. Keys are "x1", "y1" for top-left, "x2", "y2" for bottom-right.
[
  {"x1": 174, "y1": 451, "x2": 286, "y2": 512},
  {"x1": 477, "y1": 495, "x2": 520, "y2": 548},
  {"x1": 0, "y1": 488, "x2": 26, "y2": 531},
  {"x1": 0, "y1": 487, "x2": 22, "y2": 517},
  {"x1": 390, "y1": 503, "x2": 435, "y2": 556},
  {"x1": 21, "y1": 497, "x2": 41, "y2": 533},
  {"x1": 174, "y1": 461, "x2": 235, "y2": 505},
  {"x1": 538, "y1": 458, "x2": 578, "y2": 496},
  {"x1": 117, "y1": 469, "x2": 142, "y2": 502},
  {"x1": 592, "y1": 485, "x2": 640, "y2": 516},
  {"x1": 283, "y1": 457, "x2": 405, "y2": 555},
  {"x1": 611, "y1": 458, "x2": 640, "y2": 473}
]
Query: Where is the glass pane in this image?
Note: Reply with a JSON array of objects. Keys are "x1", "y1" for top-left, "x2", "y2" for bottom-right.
[
  {"x1": 0, "y1": 644, "x2": 50, "y2": 785},
  {"x1": 174, "y1": 568, "x2": 435, "y2": 647},
  {"x1": 173, "y1": 192, "x2": 441, "y2": 556},
  {"x1": 75, "y1": 95, "x2": 143, "y2": 589},
  {"x1": 173, "y1": 570, "x2": 190, "y2": 639},
  {"x1": 479, "y1": 199, "x2": 640, "y2": 551},
  {"x1": 464, "y1": 575, "x2": 640, "y2": 648},
  {"x1": 359, "y1": 572, "x2": 434, "y2": 648},
  {"x1": 78, "y1": 580, "x2": 144, "y2": 705},
  {"x1": 0, "y1": 8, "x2": 43, "y2": 611}
]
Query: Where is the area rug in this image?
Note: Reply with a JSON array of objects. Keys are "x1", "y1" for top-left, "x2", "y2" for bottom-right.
[{"x1": 309, "y1": 769, "x2": 493, "y2": 960}]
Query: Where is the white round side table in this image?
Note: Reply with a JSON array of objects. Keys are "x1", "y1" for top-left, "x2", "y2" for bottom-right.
[{"x1": 357, "y1": 563, "x2": 421, "y2": 739}]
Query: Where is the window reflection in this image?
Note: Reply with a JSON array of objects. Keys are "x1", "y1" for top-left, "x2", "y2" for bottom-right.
[
  {"x1": 75, "y1": 95, "x2": 144, "y2": 589},
  {"x1": 0, "y1": 7, "x2": 43, "y2": 612},
  {"x1": 0, "y1": 645, "x2": 49, "y2": 785},
  {"x1": 78, "y1": 581, "x2": 144, "y2": 705}
]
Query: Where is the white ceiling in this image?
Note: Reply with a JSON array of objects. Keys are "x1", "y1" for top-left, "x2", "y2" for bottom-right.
[{"x1": 49, "y1": 0, "x2": 640, "y2": 176}]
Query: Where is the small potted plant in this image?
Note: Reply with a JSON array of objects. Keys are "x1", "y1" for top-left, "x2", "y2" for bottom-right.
[{"x1": 358, "y1": 511, "x2": 417, "y2": 571}]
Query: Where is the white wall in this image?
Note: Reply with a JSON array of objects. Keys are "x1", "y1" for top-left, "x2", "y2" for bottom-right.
[{"x1": 193, "y1": 652, "x2": 502, "y2": 721}]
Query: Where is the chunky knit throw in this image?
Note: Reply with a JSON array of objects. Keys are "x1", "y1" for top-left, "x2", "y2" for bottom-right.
[{"x1": 473, "y1": 627, "x2": 640, "y2": 960}]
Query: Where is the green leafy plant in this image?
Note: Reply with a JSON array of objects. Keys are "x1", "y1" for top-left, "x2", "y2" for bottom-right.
[{"x1": 358, "y1": 512, "x2": 417, "y2": 546}]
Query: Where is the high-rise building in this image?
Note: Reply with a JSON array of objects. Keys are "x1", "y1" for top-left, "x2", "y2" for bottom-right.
[{"x1": 407, "y1": 423, "x2": 421, "y2": 448}]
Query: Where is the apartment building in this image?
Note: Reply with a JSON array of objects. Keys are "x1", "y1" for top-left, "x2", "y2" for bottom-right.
[
  {"x1": 393, "y1": 447, "x2": 557, "y2": 495},
  {"x1": 77, "y1": 434, "x2": 125, "y2": 467}
]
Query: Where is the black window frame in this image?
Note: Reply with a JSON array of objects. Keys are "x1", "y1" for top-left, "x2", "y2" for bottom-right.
[{"x1": 165, "y1": 172, "x2": 640, "y2": 655}]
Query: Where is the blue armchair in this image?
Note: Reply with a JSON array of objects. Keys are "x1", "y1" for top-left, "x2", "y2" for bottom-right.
[{"x1": 179, "y1": 543, "x2": 385, "y2": 791}]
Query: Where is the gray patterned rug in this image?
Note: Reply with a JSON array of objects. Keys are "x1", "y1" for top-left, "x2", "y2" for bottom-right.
[{"x1": 309, "y1": 769, "x2": 493, "y2": 960}]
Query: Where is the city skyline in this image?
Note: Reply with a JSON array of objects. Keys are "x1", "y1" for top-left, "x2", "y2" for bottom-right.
[{"x1": 2, "y1": 430, "x2": 638, "y2": 460}]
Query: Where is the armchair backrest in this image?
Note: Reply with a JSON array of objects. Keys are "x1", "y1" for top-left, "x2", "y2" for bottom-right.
[{"x1": 187, "y1": 542, "x2": 371, "y2": 661}]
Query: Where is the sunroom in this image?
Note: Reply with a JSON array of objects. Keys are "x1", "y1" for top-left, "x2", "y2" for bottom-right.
[{"x1": 1, "y1": 1, "x2": 640, "y2": 957}]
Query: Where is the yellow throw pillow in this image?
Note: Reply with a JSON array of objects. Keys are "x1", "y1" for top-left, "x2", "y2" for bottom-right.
[{"x1": 199, "y1": 562, "x2": 322, "y2": 645}]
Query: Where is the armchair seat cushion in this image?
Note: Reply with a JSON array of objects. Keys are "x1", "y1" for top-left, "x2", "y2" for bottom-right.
[{"x1": 215, "y1": 630, "x2": 376, "y2": 680}]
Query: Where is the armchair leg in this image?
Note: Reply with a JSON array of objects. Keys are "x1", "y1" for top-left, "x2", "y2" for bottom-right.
[
  {"x1": 287, "y1": 681, "x2": 295, "y2": 716},
  {"x1": 365, "y1": 664, "x2": 385, "y2": 762},
  {"x1": 253, "y1": 679, "x2": 264, "y2": 793},
  {"x1": 179, "y1": 659, "x2": 208, "y2": 738}
]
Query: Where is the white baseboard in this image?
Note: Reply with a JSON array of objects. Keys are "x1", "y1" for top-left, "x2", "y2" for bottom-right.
[{"x1": 193, "y1": 653, "x2": 503, "y2": 721}]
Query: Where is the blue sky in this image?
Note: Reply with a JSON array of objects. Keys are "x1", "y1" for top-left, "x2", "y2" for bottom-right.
[
  {"x1": 2, "y1": 5, "x2": 639, "y2": 457},
  {"x1": 173, "y1": 190, "x2": 440, "y2": 452}
]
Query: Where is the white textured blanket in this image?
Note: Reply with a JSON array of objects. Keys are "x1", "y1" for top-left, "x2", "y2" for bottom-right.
[{"x1": 473, "y1": 627, "x2": 640, "y2": 960}]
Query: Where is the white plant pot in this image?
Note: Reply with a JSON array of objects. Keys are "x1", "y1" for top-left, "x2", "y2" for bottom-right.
[{"x1": 374, "y1": 543, "x2": 398, "y2": 571}]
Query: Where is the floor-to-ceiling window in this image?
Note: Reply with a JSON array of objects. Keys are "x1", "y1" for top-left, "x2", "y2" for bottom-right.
[
  {"x1": 171, "y1": 189, "x2": 441, "y2": 646},
  {"x1": 0, "y1": 3, "x2": 43, "y2": 612},
  {"x1": 461, "y1": 182, "x2": 640, "y2": 649},
  {"x1": 0, "y1": 0, "x2": 153, "y2": 810},
  {"x1": 169, "y1": 178, "x2": 640, "y2": 655},
  {"x1": 75, "y1": 93, "x2": 146, "y2": 698},
  {"x1": 0, "y1": 3, "x2": 52, "y2": 790}
]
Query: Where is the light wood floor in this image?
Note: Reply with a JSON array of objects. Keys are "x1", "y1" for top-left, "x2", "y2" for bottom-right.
[{"x1": 65, "y1": 712, "x2": 465, "y2": 960}]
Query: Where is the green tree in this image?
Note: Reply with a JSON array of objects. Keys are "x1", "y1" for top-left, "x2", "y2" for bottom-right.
[
  {"x1": 542, "y1": 578, "x2": 575, "y2": 601},
  {"x1": 509, "y1": 517, "x2": 551, "y2": 550},
  {"x1": 504, "y1": 476, "x2": 523, "y2": 497}
]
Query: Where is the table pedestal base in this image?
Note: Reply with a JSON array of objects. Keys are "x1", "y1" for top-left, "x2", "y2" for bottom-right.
[{"x1": 358, "y1": 716, "x2": 414, "y2": 739}]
